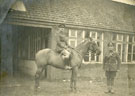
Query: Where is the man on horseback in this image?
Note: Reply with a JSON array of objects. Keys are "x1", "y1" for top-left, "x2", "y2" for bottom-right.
[{"x1": 55, "y1": 24, "x2": 72, "y2": 70}]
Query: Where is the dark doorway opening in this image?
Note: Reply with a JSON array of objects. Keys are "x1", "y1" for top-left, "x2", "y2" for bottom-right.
[{"x1": 12, "y1": 25, "x2": 51, "y2": 78}]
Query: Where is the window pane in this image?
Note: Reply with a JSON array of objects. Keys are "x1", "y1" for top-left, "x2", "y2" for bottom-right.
[
  {"x1": 112, "y1": 34, "x2": 116, "y2": 41},
  {"x1": 128, "y1": 54, "x2": 132, "y2": 62},
  {"x1": 122, "y1": 44, "x2": 127, "y2": 62},
  {"x1": 123, "y1": 35, "x2": 127, "y2": 42},
  {"x1": 84, "y1": 53, "x2": 89, "y2": 62},
  {"x1": 70, "y1": 40, "x2": 76, "y2": 48},
  {"x1": 128, "y1": 44, "x2": 132, "y2": 53},
  {"x1": 91, "y1": 53, "x2": 95, "y2": 60},
  {"x1": 97, "y1": 32, "x2": 102, "y2": 40},
  {"x1": 96, "y1": 55, "x2": 99, "y2": 62},
  {"x1": 117, "y1": 34, "x2": 123, "y2": 41},
  {"x1": 91, "y1": 32, "x2": 96, "y2": 39},
  {"x1": 117, "y1": 44, "x2": 122, "y2": 57},
  {"x1": 129, "y1": 35, "x2": 133, "y2": 42},
  {"x1": 133, "y1": 46, "x2": 135, "y2": 53},
  {"x1": 85, "y1": 31, "x2": 90, "y2": 38},
  {"x1": 113, "y1": 43, "x2": 116, "y2": 50},
  {"x1": 133, "y1": 54, "x2": 135, "y2": 61},
  {"x1": 97, "y1": 41, "x2": 100, "y2": 47},
  {"x1": 70, "y1": 30, "x2": 77, "y2": 37}
]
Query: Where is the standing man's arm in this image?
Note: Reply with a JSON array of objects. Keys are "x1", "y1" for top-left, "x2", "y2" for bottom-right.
[{"x1": 116, "y1": 53, "x2": 121, "y2": 70}]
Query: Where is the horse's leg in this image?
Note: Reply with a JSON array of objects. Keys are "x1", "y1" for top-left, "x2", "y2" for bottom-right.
[
  {"x1": 70, "y1": 67, "x2": 78, "y2": 92},
  {"x1": 35, "y1": 66, "x2": 44, "y2": 90}
]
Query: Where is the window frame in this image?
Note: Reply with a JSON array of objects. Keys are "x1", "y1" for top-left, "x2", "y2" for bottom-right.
[
  {"x1": 68, "y1": 39, "x2": 77, "y2": 48},
  {"x1": 86, "y1": 31, "x2": 103, "y2": 63},
  {"x1": 69, "y1": 29, "x2": 77, "y2": 37},
  {"x1": 117, "y1": 34, "x2": 123, "y2": 41},
  {"x1": 68, "y1": 29, "x2": 103, "y2": 64}
]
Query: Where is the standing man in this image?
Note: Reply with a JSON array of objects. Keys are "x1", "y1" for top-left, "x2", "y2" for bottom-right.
[
  {"x1": 55, "y1": 24, "x2": 72, "y2": 69},
  {"x1": 103, "y1": 42, "x2": 121, "y2": 94}
]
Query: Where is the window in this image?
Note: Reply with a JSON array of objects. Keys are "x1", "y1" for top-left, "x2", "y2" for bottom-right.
[
  {"x1": 68, "y1": 29, "x2": 103, "y2": 63},
  {"x1": 88, "y1": 31, "x2": 103, "y2": 63},
  {"x1": 112, "y1": 33, "x2": 135, "y2": 63},
  {"x1": 88, "y1": 31, "x2": 103, "y2": 62}
]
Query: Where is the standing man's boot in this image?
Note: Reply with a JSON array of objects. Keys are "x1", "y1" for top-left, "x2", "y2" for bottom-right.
[
  {"x1": 105, "y1": 86, "x2": 111, "y2": 93},
  {"x1": 110, "y1": 86, "x2": 115, "y2": 94}
]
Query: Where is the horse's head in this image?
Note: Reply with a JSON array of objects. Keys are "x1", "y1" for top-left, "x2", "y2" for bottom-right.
[{"x1": 87, "y1": 37, "x2": 101, "y2": 56}]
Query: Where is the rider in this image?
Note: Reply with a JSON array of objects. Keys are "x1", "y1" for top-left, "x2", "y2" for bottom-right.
[{"x1": 55, "y1": 24, "x2": 72, "y2": 70}]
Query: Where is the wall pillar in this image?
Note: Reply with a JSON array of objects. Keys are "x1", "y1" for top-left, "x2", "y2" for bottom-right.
[{"x1": 46, "y1": 26, "x2": 57, "y2": 80}]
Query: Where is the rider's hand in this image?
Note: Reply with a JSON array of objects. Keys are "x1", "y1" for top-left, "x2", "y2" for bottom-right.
[{"x1": 64, "y1": 46, "x2": 68, "y2": 49}]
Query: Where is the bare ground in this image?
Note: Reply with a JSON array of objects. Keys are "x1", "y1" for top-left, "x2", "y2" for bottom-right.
[{"x1": 0, "y1": 74, "x2": 133, "y2": 96}]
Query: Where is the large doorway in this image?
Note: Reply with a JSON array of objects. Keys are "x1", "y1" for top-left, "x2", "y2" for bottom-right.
[{"x1": 12, "y1": 25, "x2": 51, "y2": 77}]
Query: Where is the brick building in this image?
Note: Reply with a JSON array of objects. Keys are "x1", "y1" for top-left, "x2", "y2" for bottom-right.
[{"x1": 1, "y1": 0, "x2": 135, "y2": 79}]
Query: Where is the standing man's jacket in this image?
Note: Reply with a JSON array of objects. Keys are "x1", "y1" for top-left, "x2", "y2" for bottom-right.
[{"x1": 103, "y1": 51, "x2": 121, "y2": 71}]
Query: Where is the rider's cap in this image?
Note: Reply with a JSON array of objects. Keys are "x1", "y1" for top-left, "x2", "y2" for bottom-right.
[
  {"x1": 108, "y1": 42, "x2": 114, "y2": 47},
  {"x1": 58, "y1": 24, "x2": 65, "y2": 28}
]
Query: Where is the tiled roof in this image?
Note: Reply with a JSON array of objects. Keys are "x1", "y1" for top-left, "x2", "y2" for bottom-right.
[{"x1": 7, "y1": 0, "x2": 135, "y2": 32}]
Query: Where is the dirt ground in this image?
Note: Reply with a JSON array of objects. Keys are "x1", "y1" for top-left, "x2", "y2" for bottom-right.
[{"x1": 0, "y1": 74, "x2": 134, "y2": 96}]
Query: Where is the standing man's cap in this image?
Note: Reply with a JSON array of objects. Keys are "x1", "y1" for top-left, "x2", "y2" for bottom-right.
[
  {"x1": 108, "y1": 42, "x2": 114, "y2": 47},
  {"x1": 58, "y1": 24, "x2": 65, "y2": 28}
]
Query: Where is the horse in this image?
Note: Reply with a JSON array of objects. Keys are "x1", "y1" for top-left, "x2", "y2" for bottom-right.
[{"x1": 34, "y1": 37, "x2": 101, "y2": 92}]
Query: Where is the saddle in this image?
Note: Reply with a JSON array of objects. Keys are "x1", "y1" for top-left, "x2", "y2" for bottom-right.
[
  {"x1": 60, "y1": 49, "x2": 72, "y2": 64},
  {"x1": 55, "y1": 45, "x2": 73, "y2": 69}
]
